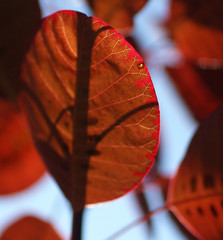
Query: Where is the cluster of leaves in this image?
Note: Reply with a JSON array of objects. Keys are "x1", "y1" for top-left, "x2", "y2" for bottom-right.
[{"x1": 1, "y1": 0, "x2": 223, "y2": 239}]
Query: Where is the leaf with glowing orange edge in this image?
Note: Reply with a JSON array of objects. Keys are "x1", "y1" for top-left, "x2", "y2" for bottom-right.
[
  {"x1": 0, "y1": 216, "x2": 62, "y2": 240},
  {"x1": 168, "y1": 0, "x2": 223, "y2": 67},
  {"x1": 0, "y1": 100, "x2": 46, "y2": 195},
  {"x1": 167, "y1": 106, "x2": 223, "y2": 240},
  {"x1": 0, "y1": 0, "x2": 41, "y2": 100},
  {"x1": 87, "y1": 0, "x2": 148, "y2": 35},
  {"x1": 20, "y1": 10, "x2": 160, "y2": 211},
  {"x1": 166, "y1": 61, "x2": 223, "y2": 121}
]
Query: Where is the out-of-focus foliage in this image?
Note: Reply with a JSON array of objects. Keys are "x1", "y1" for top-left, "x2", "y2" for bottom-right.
[
  {"x1": 0, "y1": 0, "x2": 41, "y2": 100},
  {"x1": 0, "y1": 216, "x2": 62, "y2": 240},
  {"x1": 168, "y1": 106, "x2": 223, "y2": 239},
  {"x1": 0, "y1": 100, "x2": 45, "y2": 194}
]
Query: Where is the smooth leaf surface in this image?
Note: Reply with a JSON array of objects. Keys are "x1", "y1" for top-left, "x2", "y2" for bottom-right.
[
  {"x1": 0, "y1": 0, "x2": 41, "y2": 100},
  {"x1": 0, "y1": 216, "x2": 62, "y2": 240},
  {"x1": 167, "y1": 106, "x2": 223, "y2": 239},
  {"x1": 0, "y1": 100, "x2": 45, "y2": 194},
  {"x1": 168, "y1": 0, "x2": 223, "y2": 67},
  {"x1": 87, "y1": 0, "x2": 148, "y2": 35},
  {"x1": 20, "y1": 10, "x2": 160, "y2": 210},
  {"x1": 166, "y1": 61, "x2": 223, "y2": 121}
]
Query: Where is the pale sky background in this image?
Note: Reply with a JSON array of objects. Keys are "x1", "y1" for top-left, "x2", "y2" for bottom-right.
[{"x1": 0, "y1": 0, "x2": 198, "y2": 239}]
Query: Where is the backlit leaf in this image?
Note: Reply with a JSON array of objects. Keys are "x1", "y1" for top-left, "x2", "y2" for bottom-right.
[
  {"x1": 0, "y1": 0, "x2": 41, "y2": 100},
  {"x1": 167, "y1": 106, "x2": 223, "y2": 239},
  {"x1": 168, "y1": 0, "x2": 223, "y2": 67},
  {"x1": 0, "y1": 100, "x2": 46, "y2": 194},
  {"x1": 166, "y1": 61, "x2": 223, "y2": 121},
  {"x1": 0, "y1": 216, "x2": 62, "y2": 240},
  {"x1": 20, "y1": 10, "x2": 160, "y2": 210}
]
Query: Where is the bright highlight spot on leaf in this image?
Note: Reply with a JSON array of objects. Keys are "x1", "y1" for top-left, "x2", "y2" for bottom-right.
[{"x1": 137, "y1": 62, "x2": 144, "y2": 69}]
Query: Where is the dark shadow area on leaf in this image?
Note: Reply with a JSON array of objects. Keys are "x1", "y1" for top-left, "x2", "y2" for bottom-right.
[{"x1": 22, "y1": 84, "x2": 70, "y2": 159}]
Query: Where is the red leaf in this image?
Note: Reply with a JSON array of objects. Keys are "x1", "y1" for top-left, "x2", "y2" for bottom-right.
[
  {"x1": 0, "y1": 100, "x2": 46, "y2": 194},
  {"x1": 166, "y1": 61, "x2": 223, "y2": 121},
  {"x1": 20, "y1": 10, "x2": 160, "y2": 210},
  {"x1": 0, "y1": 216, "x2": 62, "y2": 240},
  {"x1": 167, "y1": 106, "x2": 223, "y2": 239},
  {"x1": 168, "y1": 0, "x2": 223, "y2": 67}
]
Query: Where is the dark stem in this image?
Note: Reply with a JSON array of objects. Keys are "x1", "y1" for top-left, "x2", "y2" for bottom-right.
[
  {"x1": 72, "y1": 209, "x2": 84, "y2": 240},
  {"x1": 71, "y1": 13, "x2": 95, "y2": 240},
  {"x1": 70, "y1": 15, "x2": 111, "y2": 240},
  {"x1": 135, "y1": 191, "x2": 153, "y2": 234}
]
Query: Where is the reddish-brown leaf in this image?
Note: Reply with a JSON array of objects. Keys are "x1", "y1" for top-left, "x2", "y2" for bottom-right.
[
  {"x1": 167, "y1": 106, "x2": 223, "y2": 239},
  {"x1": 20, "y1": 10, "x2": 160, "y2": 210},
  {"x1": 0, "y1": 216, "x2": 62, "y2": 240},
  {"x1": 168, "y1": 0, "x2": 223, "y2": 67},
  {"x1": 0, "y1": 100, "x2": 46, "y2": 194},
  {"x1": 166, "y1": 61, "x2": 223, "y2": 121},
  {"x1": 0, "y1": 0, "x2": 41, "y2": 100},
  {"x1": 87, "y1": 0, "x2": 148, "y2": 35}
]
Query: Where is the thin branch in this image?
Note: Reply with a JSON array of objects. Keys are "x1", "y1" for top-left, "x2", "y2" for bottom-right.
[
  {"x1": 106, "y1": 190, "x2": 223, "y2": 240},
  {"x1": 106, "y1": 204, "x2": 168, "y2": 240}
]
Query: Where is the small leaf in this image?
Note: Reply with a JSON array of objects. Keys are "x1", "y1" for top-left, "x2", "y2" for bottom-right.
[
  {"x1": 168, "y1": 0, "x2": 223, "y2": 67},
  {"x1": 0, "y1": 100, "x2": 46, "y2": 194},
  {"x1": 87, "y1": 0, "x2": 148, "y2": 34},
  {"x1": 20, "y1": 10, "x2": 160, "y2": 210},
  {"x1": 167, "y1": 106, "x2": 223, "y2": 239},
  {"x1": 0, "y1": 216, "x2": 62, "y2": 240}
]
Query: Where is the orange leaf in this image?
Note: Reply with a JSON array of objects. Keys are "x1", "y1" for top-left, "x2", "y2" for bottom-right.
[
  {"x1": 0, "y1": 216, "x2": 62, "y2": 240},
  {"x1": 20, "y1": 10, "x2": 160, "y2": 210},
  {"x1": 167, "y1": 106, "x2": 223, "y2": 239},
  {"x1": 87, "y1": 0, "x2": 148, "y2": 34},
  {"x1": 0, "y1": 100, "x2": 46, "y2": 194},
  {"x1": 168, "y1": 0, "x2": 223, "y2": 67}
]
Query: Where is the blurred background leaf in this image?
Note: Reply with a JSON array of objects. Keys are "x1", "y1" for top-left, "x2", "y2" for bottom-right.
[
  {"x1": 0, "y1": 0, "x2": 41, "y2": 100},
  {"x1": 168, "y1": 105, "x2": 223, "y2": 239},
  {"x1": 0, "y1": 215, "x2": 62, "y2": 240}
]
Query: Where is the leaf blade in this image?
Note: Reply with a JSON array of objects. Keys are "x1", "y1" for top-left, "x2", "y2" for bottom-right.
[
  {"x1": 21, "y1": 10, "x2": 160, "y2": 208},
  {"x1": 168, "y1": 106, "x2": 223, "y2": 239}
]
